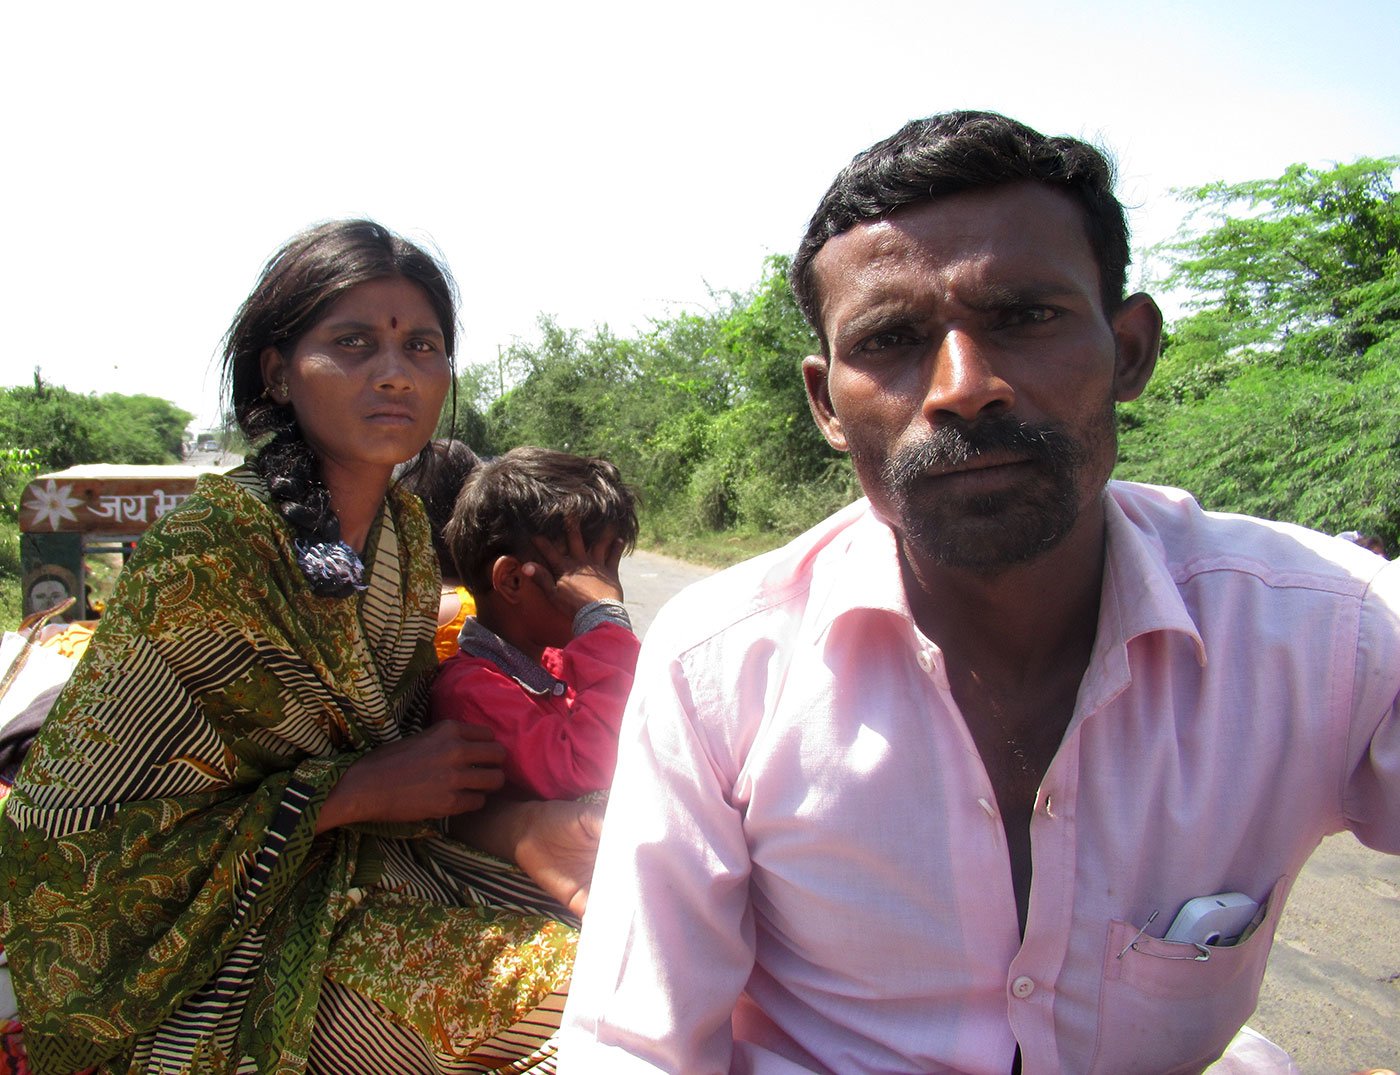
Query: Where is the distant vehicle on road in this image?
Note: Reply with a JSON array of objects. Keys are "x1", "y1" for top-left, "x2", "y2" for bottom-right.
[{"x1": 196, "y1": 435, "x2": 219, "y2": 451}]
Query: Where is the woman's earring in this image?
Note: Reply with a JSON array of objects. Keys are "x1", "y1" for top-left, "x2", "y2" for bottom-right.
[{"x1": 262, "y1": 380, "x2": 290, "y2": 403}]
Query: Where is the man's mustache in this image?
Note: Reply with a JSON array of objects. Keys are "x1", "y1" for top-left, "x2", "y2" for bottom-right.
[{"x1": 882, "y1": 416, "x2": 1080, "y2": 487}]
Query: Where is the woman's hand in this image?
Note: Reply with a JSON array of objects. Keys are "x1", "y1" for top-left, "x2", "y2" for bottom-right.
[
  {"x1": 316, "y1": 722, "x2": 506, "y2": 834},
  {"x1": 522, "y1": 521, "x2": 625, "y2": 619},
  {"x1": 451, "y1": 798, "x2": 605, "y2": 916}
]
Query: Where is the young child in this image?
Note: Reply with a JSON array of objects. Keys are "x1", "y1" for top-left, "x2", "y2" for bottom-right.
[{"x1": 431, "y1": 446, "x2": 640, "y2": 800}]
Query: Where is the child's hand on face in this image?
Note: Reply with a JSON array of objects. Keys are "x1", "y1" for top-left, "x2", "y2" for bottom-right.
[{"x1": 521, "y1": 520, "x2": 625, "y2": 619}]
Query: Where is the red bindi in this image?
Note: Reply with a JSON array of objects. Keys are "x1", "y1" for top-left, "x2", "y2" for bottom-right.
[{"x1": 390, "y1": 316, "x2": 398, "y2": 329}]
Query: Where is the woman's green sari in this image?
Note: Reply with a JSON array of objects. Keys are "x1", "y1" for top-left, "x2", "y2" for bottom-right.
[{"x1": 0, "y1": 469, "x2": 574, "y2": 1074}]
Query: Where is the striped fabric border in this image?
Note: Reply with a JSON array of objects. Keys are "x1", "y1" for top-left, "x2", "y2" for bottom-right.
[
  {"x1": 379, "y1": 835, "x2": 580, "y2": 927},
  {"x1": 230, "y1": 779, "x2": 313, "y2": 926},
  {"x1": 132, "y1": 927, "x2": 265, "y2": 1073},
  {"x1": 307, "y1": 978, "x2": 561, "y2": 1074}
]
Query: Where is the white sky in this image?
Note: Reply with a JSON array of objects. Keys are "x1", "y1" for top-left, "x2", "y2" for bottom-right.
[{"x1": 4, "y1": 0, "x2": 1397, "y2": 430}]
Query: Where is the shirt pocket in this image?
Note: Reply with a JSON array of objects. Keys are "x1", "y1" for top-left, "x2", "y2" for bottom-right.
[{"x1": 1088, "y1": 877, "x2": 1292, "y2": 1075}]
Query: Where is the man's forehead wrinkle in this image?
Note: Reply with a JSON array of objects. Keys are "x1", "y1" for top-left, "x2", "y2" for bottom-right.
[
  {"x1": 858, "y1": 216, "x2": 1015, "y2": 288},
  {"x1": 864, "y1": 218, "x2": 918, "y2": 260},
  {"x1": 814, "y1": 187, "x2": 1104, "y2": 344},
  {"x1": 821, "y1": 258, "x2": 935, "y2": 339},
  {"x1": 813, "y1": 228, "x2": 911, "y2": 333},
  {"x1": 863, "y1": 233, "x2": 1088, "y2": 306},
  {"x1": 825, "y1": 243, "x2": 998, "y2": 325}
]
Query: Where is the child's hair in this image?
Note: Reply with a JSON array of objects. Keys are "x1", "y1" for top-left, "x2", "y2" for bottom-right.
[
  {"x1": 396, "y1": 439, "x2": 483, "y2": 574},
  {"x1": 444, "y1": 446, "x2": 639, "y2": 596}
]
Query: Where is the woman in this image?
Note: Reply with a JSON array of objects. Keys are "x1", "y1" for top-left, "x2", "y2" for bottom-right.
[{"x1": 0, "y1": 221, "x2": 597, "y2": 1073}]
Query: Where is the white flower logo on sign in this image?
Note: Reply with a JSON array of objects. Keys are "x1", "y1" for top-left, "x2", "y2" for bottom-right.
[{"x1": 24, "y1": 479, "x2": 84, "y2": 531}]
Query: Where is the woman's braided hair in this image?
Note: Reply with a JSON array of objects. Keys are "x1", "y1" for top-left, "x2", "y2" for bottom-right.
[{"x1": 220, "y1": 220, "x2": 458, "y2": 597}]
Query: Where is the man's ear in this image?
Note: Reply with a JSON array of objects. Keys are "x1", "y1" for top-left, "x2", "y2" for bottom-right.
[
  {"x1": 1110, "y1": 293, "x2": 1162, "y2": 403},
  {"x1": 802, "y1": 353, "x2": 850, "y2": 453},
  {"x1": 489, "y1": 556, "x2": 526, "y2": 605}
]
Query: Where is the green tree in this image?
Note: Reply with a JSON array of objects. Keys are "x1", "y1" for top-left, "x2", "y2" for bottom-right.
[
  {"x1": 0, "y1": 447, "x2": 35, "y2": 625},
  {"x1": 485, "y1": 316, "x2": 637, "y2": 459},
  {"x1": 693, "y1": 255, "x2": 849, "y2": 532},
  {"x1": 479, "y1": 257, "x2": 850, "y2": 539},
  {"x1": 91, "y1": 393, "x2": 193, "y2": 464},
  {"x1": 437, "y1": 362, "x2": 497, "y2": 454},
  {"x1": 1152, "y1": 156, "x2": 1399, "y2": 383},
  {"x1": 0, "y1": 382, "x2": 102, "y2": 471},
  {"x1": 0, "y1": 377, "x2": 194, "y2": 472},
  {"x1": 1119, "y1": 157, "x2": 1400, "y2": 548}
]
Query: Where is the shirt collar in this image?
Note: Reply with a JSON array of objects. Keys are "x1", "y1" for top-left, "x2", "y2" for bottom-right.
[
  {"x1": 802, "y1": 492, "x2": 1205, "y2": 666},
  {"x1": 1065, "y1": 486, "x2": 1208, "y2": 726},
  {"x1": 803, "y1": 500, "x2": 919, "y2": 641},
  {"x1": 1098, "y1": 484, "x2": 1206, "y2": 665},
  {"x1": 456, "y1": 618, "x2": 566, "y2": 696}
]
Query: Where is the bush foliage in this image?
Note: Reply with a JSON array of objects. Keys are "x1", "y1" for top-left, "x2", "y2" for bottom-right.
[
  {"x1": 1119, "y1": 156, "x2": 1400, "y2": 549},
  {"x1": 4, "y1": 153, "x2": 1396, "y2": 624},
  {"x1": 445, "y1": 256, "x2": 859, "y2": 546},
  {"x1": 461, "y1": 156, "x2": 1400, "y2": 558}
]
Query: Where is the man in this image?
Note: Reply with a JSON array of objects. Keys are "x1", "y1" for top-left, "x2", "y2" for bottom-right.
[{"x1": 559, "y1": 112, "x2": 1400, "y2": 1073}]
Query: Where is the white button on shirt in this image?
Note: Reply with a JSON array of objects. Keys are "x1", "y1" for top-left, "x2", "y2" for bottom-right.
[{"x1": 560, "y1": 485, "x2": 1400, "y2": 1074}]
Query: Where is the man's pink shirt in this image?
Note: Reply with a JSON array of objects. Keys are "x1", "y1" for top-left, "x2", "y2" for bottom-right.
[{"x1": 560, "y1": 483, "x2": 1400, "y2": 1074}]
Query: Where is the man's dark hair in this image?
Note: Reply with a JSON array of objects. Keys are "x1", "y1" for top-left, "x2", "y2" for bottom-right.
[
  {"x1": 790, "y1": 111, "x2": 1130, "y2": 346},
  {"x1": 444, "y1": 446, "x2": 640, "y2": 596}
]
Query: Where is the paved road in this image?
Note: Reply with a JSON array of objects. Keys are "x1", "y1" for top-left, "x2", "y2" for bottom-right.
[
  {"x1": 619, "y1": 549, "x2": 717, "y2": 639},
  {"x1": 183, "y1": 449, "x2": 243, "y2": 468},
  {"x1": 1251, "y1": 834, "x2": 1400, "y2": 1073},
  {"x1": 617, "y1": 548, "x2": 1400, "y2": 1074}
]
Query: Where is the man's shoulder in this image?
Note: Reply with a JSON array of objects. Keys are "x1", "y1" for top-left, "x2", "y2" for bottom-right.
[
  {"x1": 646, "y1": 499, "x2": 885, "y2": 655},
  {"x1": 1107, "y1": 480, "x2": 1389, "y2": 595}
]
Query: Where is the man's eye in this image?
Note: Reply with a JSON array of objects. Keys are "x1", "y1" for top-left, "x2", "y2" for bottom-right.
[
  {"x1": 857, "y1": 330, "x2": 919, "y2": 354},
  {"x1": 1003, "y1": 306, "x2": 1058, "y2": 327}
]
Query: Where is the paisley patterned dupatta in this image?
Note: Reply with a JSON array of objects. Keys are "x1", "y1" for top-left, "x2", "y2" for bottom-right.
[{"x1": 0, "y1": 470, "x2": 574, "y2": 1074}]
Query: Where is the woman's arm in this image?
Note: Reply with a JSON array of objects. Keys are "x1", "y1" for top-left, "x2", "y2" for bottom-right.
[{"x1": 315, "y1": 721, "x2": 507, "y2": 833}]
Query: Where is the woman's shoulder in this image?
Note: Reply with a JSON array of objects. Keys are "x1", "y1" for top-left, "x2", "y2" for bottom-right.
[
  {"x1": 385, "y1": 479, "x2": 429, "y2": 530},
  {"x1": 188, "y1": 465, "x2": 272, "y2": 523},
  {"x1": 123, "y1": 467, "x2": 291, "y2": 593},
  {"x1": 383, "y1": 480, "x2": 434, "y2": 563},
  {"x1": 144, "y1": 467, "x2": 280, "y2": 548},
  {"x1": 43, "y1": 470, "x2": 294, "y2": 704}
]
